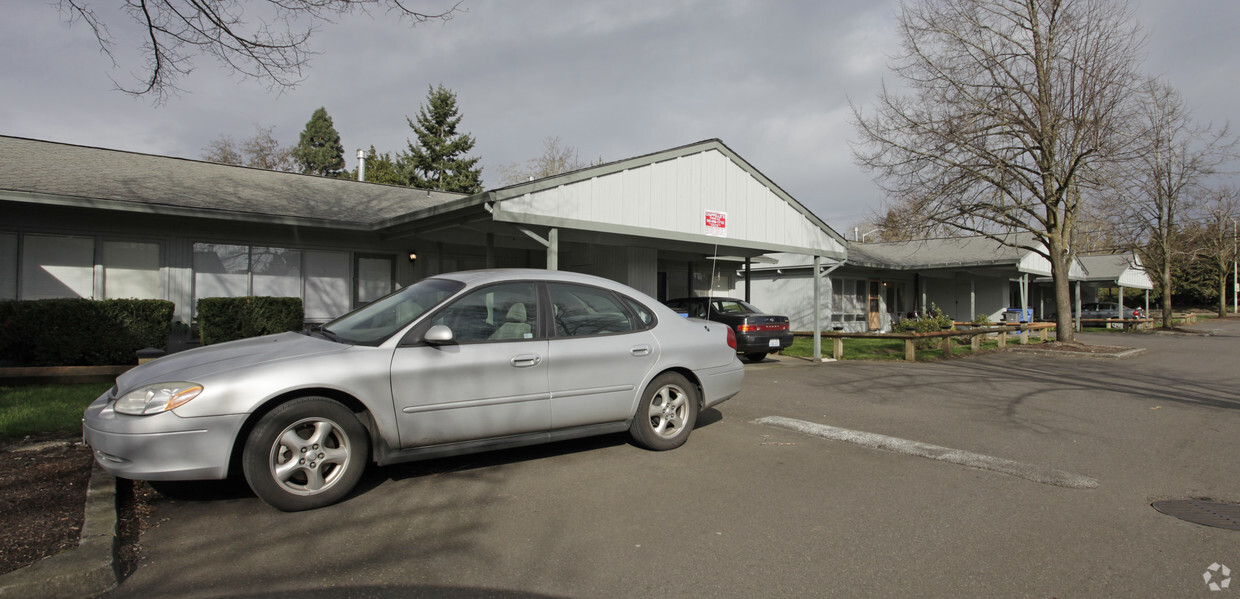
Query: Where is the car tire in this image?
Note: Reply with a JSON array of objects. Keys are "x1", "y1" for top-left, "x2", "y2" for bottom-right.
[
  {"x1": 242, "y1": 396, "x2": 369, "y2": 511},
  {"x1": 745, "y1": 353, "x2": 767, "y2": 363},
  {"x1": 629, "y1": 372, "x2": 699, "y2": 451}
]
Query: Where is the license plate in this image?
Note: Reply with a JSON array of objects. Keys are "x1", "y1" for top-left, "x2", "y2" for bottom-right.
[{"x1": 769, "y1": 339, "x2": 780, "y2": 347}]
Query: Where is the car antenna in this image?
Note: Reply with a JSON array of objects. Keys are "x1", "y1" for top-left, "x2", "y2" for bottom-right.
[{"x1": 707, "y1": 243, "x2": 719, "y2": 300}]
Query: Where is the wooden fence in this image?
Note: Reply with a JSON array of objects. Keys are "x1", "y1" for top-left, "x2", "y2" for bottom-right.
[{"x1": 816, "y1": 323, "x2": 1056, "y2": 361}]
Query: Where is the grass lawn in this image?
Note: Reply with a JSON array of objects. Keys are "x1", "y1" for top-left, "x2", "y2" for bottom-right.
[
  {"x1": 781, "y1": 332, "x2": 1048, "y2": 361},
  {"x1": 0, "y1": 383, "x2": 111, "y2": 438}
]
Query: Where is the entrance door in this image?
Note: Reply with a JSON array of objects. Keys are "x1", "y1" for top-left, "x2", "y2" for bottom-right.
[{"x1": 868, "y1": 280, "x2": 882, "y2": 330}]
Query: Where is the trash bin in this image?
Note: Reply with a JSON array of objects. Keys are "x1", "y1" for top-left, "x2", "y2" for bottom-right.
[{"x1": 1003, "y1": 308, "x2": 1034, "y2": 323}]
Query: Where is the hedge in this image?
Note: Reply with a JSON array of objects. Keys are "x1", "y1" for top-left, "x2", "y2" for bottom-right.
[
  {"x1": 0, "y1": 298, "x2": 175, "y2": 367},
  {"x1": 197, "y1": 296, "x2": 304, "y2": 345}
]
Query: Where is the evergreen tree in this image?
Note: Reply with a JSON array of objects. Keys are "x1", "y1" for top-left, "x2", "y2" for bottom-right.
[
  {"x1": 350, "y1": 146, "x2": 405, "y2": 185},
  {"x1": 293, "y1": 107, "x2": 346, "y2": 177},
  {"x1": 401, "y1": 84, "x2": 483, "y2": 193}
]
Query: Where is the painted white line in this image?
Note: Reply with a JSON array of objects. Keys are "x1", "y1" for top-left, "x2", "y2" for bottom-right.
[{"x1": 754, "y1": 416, "x2": 1099, "y2": 490}]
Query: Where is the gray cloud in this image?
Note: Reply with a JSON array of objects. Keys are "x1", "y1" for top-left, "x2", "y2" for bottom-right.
[{"x1": 1, "y1": 0, "x2": 1235, "y2": 232}]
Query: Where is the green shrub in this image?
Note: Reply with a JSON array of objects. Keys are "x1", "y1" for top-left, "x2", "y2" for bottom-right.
[
  {"x1": 897, "y1": 303, "x2": 954, "y2": 349},
  {"x1": 0, "y1": 299, "x2": 175, "y2": 366},
  {"x1": 973, "y1": 313, "x2": 993, "y2": 326},
  {"x1": 197, "y1": 297, "x2": 304, "y2": 345}
]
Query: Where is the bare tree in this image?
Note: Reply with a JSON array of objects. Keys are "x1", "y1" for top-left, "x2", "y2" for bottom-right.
[
  {"x1": 59, "y1": 0, "x2": 461, "y2": 103},
  {"x1": 1197, "y1": 189, "x2": 1240, "y2": 318},
  {"x1": 203, "y1": 134, "x2": 244, "y2": 165},
  {"x1": 852, "y1": 0, "x2": 1146, "y2": 342},
  {"x1": 203, "y1": 124, "x2": 295, "y2": 171},
  {"x1": 498, "y1": 136, "x2": 594, "y2": 186},
  {"x1": 1103, "y1": 77, "x2": 1237, "y2": 327}
]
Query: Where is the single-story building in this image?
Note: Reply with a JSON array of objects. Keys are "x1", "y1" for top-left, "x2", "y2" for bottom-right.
[
  {"x1": 0, "y1": 136, "x2": 845, "y2": 328},
  {"x1": 1077, "y1": 253, "x2": 1154, "y2": 316},
  {"x1": 735, "y1": 234, "x2": 1092, "y2": 332},
  {"x1": 2, "y1": 134, "x2": 1151, "y2": 351}
]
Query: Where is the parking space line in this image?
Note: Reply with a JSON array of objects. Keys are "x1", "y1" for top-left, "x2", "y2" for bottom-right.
[{"x1": 754, "y1": 416, "x2": 1099, "y2": 490}]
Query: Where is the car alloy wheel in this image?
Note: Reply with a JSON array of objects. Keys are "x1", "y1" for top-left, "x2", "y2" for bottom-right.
[
  {"x1": 243, "y1": 397, "x2": 368, "y2": 511},
  {"x1": 629, "y1": 372, "x2": 699, "y2": 451}
]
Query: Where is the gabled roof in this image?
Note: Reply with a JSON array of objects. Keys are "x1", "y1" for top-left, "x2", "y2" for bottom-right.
[
  {"x1": 379, "y1": 139, "x2": 848, "y2": 257},
  {"x1": 493, "y1": 139, "x2": 846, "y2": 245},
  {"x1": 1078, "y1": 253, "x2": 1154, "y2": 289},
  {"x1": 0, "y1": 135, "x2": 465, "y2": 229}
]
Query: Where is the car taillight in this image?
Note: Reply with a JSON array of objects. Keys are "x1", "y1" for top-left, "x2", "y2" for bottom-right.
[
  {"x1": 726, "y1": 327, "x2": 737, "y2": 350},
  {"x1": 738, "y1": 323, "x2": 789, "y2": 332}
]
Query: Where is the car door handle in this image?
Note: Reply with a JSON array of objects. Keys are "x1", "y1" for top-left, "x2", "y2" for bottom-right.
[
  {"x1": 630, "y1": 345, "x2": 651, "y2": 357},
  {"x1": 510, "y1": 354, "x2": 542, "y2": 368}
]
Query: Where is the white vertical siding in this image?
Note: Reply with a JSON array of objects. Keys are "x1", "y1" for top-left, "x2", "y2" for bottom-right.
[{"x1": 501, "y1": 149, "x2": 842, "y2": 256}]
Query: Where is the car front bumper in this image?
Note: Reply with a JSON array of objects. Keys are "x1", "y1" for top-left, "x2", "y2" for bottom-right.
[{"x1": 82, "y1": 391, "x2": 246, "y2": 481}]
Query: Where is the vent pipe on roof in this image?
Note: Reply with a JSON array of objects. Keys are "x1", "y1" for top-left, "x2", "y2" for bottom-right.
[{"x1": 357, "y1": 149, "x2": 366, "y2": 182}]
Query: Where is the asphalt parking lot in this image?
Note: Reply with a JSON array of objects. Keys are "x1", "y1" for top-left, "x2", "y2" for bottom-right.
[{"x1": 103, "y1": 321, "x2": 1240, "y2": 598}]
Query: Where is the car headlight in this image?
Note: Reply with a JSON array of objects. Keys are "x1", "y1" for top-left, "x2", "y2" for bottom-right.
[{"x1": 114, "y1": 382, "x2": 204, "y2": 415}]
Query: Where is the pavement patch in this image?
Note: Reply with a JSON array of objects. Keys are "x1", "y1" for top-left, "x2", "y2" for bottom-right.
[{"x1": 755, "y1": 416, "x2": 1099, "y2": 490}]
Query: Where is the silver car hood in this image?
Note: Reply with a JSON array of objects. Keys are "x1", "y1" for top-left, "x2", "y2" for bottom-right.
[{"x1": 116, "y1": 332, "x2": 346, "y2": 391}]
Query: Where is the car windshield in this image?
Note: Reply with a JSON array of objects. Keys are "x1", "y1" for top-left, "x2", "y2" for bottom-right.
[{"x1": 322, "y1": 278, "x2": 465, "y2": 345}]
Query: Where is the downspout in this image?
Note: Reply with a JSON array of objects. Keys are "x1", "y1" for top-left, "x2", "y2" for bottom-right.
[{"x1": 744, "y1": 258, "x2": 751, "y2": 303}]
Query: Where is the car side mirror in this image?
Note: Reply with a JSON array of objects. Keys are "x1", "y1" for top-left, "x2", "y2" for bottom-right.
[{"x1": 424, "y1": 324, "x2": 456, "y2": 345}]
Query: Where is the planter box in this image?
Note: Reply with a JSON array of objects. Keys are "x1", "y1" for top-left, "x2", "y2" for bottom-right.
[{"x1": 0, "y1": 365, "x2": 133, "y2": 386}]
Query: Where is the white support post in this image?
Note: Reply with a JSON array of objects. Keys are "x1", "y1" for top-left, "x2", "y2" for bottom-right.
[
  {"x1": 1075, "y1": 280, "x2": 1082, "y2": 332},
  {"x1": 813, "y1": 256, "x2": 822, "y2": 361},
  {"x1": 547, "y1": 228, "x2": 558, "y2": 271}
]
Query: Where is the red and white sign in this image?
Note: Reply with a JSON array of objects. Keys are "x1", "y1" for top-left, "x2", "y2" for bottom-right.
[{"x1": 705, "y1": 209, "x2": 728, "y2": 237}]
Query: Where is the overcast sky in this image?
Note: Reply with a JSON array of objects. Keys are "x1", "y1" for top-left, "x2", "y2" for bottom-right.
[{"x1": 2, "y1": 0, "x2": 1236, "y2": 232}]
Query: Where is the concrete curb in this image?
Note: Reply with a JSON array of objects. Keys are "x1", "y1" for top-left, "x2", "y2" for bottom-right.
[
  {"x1": 1006, "y1": 346, "x2": 1147, "y2": 359},
  {"x1": 0, "y1": 463, "x2": 118, "y2": 598}
]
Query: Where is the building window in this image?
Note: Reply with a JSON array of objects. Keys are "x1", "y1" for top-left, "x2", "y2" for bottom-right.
[
  {"x1": 829, "y1": 277, "x2": 870, "y2": 325},
  {"x1": 193, "y1": 243, "x2": 250, "y2": 300},
  {"x1": 193, "y1": 243, "x2": 304, "y2": 303},
  {"x1": 356, "y1": 256, "x2": 393, "y2": 304},
  {"x1": 0, "y1": 233, "x2": 16, "y2": 300},
  {"x1": 304, "y1": 251, "x2": 350, "y2": 321},
  {"x1": 193, "y1": 243, "x2": 375, "y2": 322},
  {"x1": 103, "y1": 241, "x2": 161, "y2": 299},
  {"x1": 251, "y1": 247, "x2": 301, "y2": 298},
  {"x1": 21, "y1": 234, "x2": 94, "y2": 299},
  {"x1": 885, "y1": 282, "x2": 905, "y2": 316}
]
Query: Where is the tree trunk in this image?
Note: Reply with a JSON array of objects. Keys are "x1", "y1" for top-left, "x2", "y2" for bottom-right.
[
  {"x1": 1160, "y1": 264, "x2": 1174, "y2": 328},
  {"x1": 1050, "y1": 238, "x2": 1075, "y2": 343},
  {"x1": 1219, "y1": 272, "x2": 1229, "y2": 318}
]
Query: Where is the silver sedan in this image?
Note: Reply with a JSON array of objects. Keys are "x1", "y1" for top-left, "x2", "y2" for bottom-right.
[{"x1": 83, "y1": 269, "x2": 744, "y2": 510}]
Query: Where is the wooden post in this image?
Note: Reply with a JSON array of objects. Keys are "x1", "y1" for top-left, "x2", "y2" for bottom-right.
[
  {"x1": 833, "y1": 337, "x2": 843, "y2": 360},
  {"x1": 971, "y1": 334, "x2": 980, "y2": 352},
  {"x1": 1040, "y1": 326, "x2": 1049, "y2": 342},
  {"x1": 1020, "y1": 325, "x2": 1029, "y2": 345},
  {"x1": 941, "y1": 335, "x2": 952, "y2": 358},
  {"x1": 998, "y1": 331, "x2": 1007, "y2": 348},
  {"x1": 904, "y1": 338, "x2": 917, "y2": 361}
]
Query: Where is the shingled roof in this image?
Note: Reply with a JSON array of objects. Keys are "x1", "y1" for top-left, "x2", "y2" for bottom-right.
[
  {"x1": 0, "y1": 135, "x2": 465, "y2": 228},
  {"x1": 1078, "y1": 253, "x2": 1154, "y2": 289},
  {"x1": 844, "y1": 233, "x2": 1042, "y2": 270}
]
